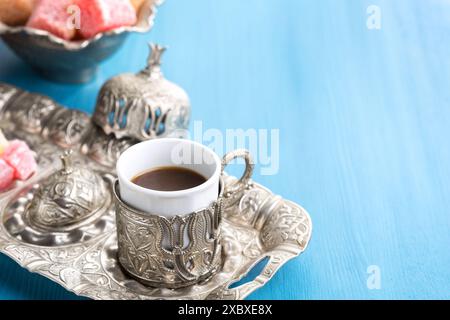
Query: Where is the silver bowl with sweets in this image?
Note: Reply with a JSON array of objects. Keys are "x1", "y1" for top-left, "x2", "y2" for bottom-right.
[{"x1": 0, "y1": 0, "x2": 163, "y2": 83}]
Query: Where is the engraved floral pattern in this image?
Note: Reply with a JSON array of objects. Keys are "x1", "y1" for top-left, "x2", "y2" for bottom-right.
[
  {"x1": 115, "y1": 190, "x2": 222, "y2": 288},
  {"x1": 82, "y1": 127, "x2": 136, "y2": 168},
  {"x1": 43, "y1": 109, "x2": 93, "y2": 148},
  {"x1": 7, "y1": 93, "x2": 59, "y2": 134},
  {"x1": 27, "y1": 171, "x2": 108, "y2": 230},
  {"x1": 0, "y1": 84, "x2": 18, "y2": 113},
  {"x1": 261, "y1": 203, "x2": 311, "y2": 250}
]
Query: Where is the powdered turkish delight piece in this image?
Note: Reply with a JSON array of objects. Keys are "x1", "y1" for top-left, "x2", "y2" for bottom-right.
[
  {"x1": 10, "y1": 150, "x2": 37, "y2": 180},
  {"x1": 3, "y1": 140, "x2": 37, "y2": 180},
  {"x1": 0, "y1": 0, "x2": 35, "y2": 26},
  {"x1": 26, "y1": 0, "x2": 76, "y2": 40},
  {"x1": 2, "y1": 140, "x2": 30, "y2": 158},
  {"x1": 77, "y1": 0, "x2": 137, "y2": 39},
  {"x1": 0, "y1": 159, "x2": 14, "y2": 191}
]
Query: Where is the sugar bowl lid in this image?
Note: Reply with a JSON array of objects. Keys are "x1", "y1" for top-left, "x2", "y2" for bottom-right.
[
  {"x1": 26, "y1": 150, "x2": 109, "y2": 232},
  {"x1": 92, "y1": 43, "x2": 191, "y2": 141}
]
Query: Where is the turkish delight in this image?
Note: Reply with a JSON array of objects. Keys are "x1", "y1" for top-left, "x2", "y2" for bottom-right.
[
  {"x1": 0, "y1": 159, "x2": 14, "y2": 191},
  {"x1": 77, "y1": 0, "x2": 137, "y2": 39},
  {"x1": 26, "y1": 0, "x2": 76, "y2": 40},
  {"x1": 3, "y1": 140, "x2": 37, "y2": 180}
]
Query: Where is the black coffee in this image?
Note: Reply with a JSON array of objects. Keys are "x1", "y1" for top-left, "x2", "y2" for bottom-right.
[{"x1": 131, "y1": 167, "x2": 207, "y2": 192}]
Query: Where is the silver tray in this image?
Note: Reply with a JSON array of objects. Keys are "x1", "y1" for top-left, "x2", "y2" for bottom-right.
[{"x1": 0, "y1": 85, "x2": 312, "y2": 300}]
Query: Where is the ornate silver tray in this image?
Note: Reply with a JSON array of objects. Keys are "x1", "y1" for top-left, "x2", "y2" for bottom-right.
[{"x1": 0, "y1": 84, "x2": 312, "y2": 300}]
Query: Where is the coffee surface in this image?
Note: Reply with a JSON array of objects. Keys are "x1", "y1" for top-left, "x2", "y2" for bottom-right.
[{"x1": 131, "y1": 167, "x2": 207, "y2": 191}]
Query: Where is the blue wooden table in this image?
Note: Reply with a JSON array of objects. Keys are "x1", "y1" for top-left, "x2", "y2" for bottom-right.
[{"x1": 1, "y1": 0, "x2": 450, "y2": 300}]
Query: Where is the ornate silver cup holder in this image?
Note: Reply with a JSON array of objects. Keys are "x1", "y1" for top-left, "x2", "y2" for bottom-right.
[{"x1": 0, "y1": 84, "x2": 312, "y2": 300}]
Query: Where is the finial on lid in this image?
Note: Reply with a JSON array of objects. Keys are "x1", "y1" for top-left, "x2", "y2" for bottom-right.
[
  {"x1": 92, "y1": 41, "x2": 191, "y2": 141},
  {"x1": 60, "y1": 150, "x2": 73, "y2": 175},
  {"x1": 148, "y1": 43, "x2": 166, "y2": 68},
  {"x1": 141, "y1": 43, "x2": 167, "y2": 76}
]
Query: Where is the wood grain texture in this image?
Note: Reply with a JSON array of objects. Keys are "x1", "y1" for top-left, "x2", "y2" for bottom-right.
[{"x1": 1, "y1": 0, "x2": 450, "y2": 299}]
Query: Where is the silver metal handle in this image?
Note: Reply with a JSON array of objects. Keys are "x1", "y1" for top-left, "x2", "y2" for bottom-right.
[
  {"x1": 221, "y1": 149, "x2": 254, "y2": 198},
  {"x1": 226, "y1": 254, "x2": 285, "y2": 300}
]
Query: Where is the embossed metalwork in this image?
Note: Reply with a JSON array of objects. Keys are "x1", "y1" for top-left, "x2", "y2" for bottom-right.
[
  {"x1": 0, "y1": 81, "x2": 189, "y2": 168},
  {"x1": 42, "y1": 109, "x2": 93, "y2": 148},
  {"x1": 93, "y1": 43, "x2": 191, "y2": 141},
  {"x1": 114, "y1": 181, "x2": 223, "y2": 289},
  {"x1": 0, "y1": 83, "x2": 19, "y2": 115},
  {"x1": 0, "y1": 174, "x2": 312, "y2": 299},
  {"x1": 4, "y1": 183, "x2": 116, "y2": 247},
  {"x1": 113, "y1": 149, "x2": 254, "y2": 289},
  {"x1": 221, "y1": 149, "x2": 255, "y2": 208},
  {"x1": 0, "y1": 0, "x2": 164, "y2": 83},
  {"x1": 25, "y1": 150, "x2": 110, "y2": 232},
  {"x1": 0, "y1": 85, "x2": 312, "y2": 300},
  {"x1": 0, "y1": 141, "x2": 312, "y2": 299},
  {"x1": 3, "y1": 92, "x2": 60, "y2": 134},
  {"x1": 80, "y1": 127, "x2": 137, "y2": 168}
]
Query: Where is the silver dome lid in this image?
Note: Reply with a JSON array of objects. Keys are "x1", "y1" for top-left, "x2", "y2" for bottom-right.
[
  {"x1": 26, "y1": 150, "x2": 109, "y2": 232},
  {"x1": 93, "y1": 43, "x2": 190, "y2": 141}
]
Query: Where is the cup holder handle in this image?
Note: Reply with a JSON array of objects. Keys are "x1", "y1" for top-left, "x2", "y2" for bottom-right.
[{"x1": 221, "y1": 149, "x2": 254, "y2": 198}]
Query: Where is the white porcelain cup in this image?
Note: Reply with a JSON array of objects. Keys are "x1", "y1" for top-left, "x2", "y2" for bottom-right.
[{"x1": 117, "y1": 138, "x2": 252, "y2": 217}]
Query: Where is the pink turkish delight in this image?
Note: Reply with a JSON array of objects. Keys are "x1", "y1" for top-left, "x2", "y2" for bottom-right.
[
  {"x1": 77, "y1": 0, "x2": 137, "y2": 39},
  {"x1": 26, "y1": 0, "x2": 76, "y2": 40},
  {"x1": 2, "y1": 140, "x2": 30, "y2": 159},
  {"x1": 3, "y1": 140, "x2": 37, "y2": 180},
  {"x1": 0, "y1": 159, "x2": 14, "y2": 191}
]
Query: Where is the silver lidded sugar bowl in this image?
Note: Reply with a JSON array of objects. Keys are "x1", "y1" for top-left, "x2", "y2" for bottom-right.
[
  {"x1": 25, "y1": 150, "x2": 110, "y2": 232},
  {"x1": 92, "y1": 43, "x2": 191, "y2": 141}
]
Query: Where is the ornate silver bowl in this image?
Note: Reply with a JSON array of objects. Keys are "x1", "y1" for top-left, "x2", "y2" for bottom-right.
[{"x1": 0, "y1": 0, "x2": 163, "y2": 83}]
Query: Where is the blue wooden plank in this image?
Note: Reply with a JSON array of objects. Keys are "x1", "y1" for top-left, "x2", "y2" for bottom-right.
[{"x1": 1, "y1": 0, "x2": 450, "y2": 299}]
